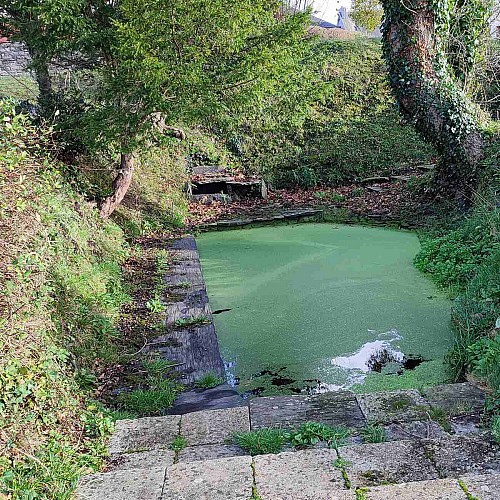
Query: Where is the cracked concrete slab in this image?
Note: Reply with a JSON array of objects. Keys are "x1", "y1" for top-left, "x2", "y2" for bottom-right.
[
  {"x1": 340, "y1": 440, "x2": 438, "y2": 488},
  {"x1": 460, "y1": 472, "x2": 500, "y2": 500},
  {"x1": 107, "y1": 449, "x2": 175, "y2": 471},
  {"x1": 162, "y1": 456, "x2": 253, "y2": 499},
  {"x1": 181, "y1": 406, "x2": 250, "y2": 446},
  {"x1": 177, "y1": 444, "x2": 248, "y2": 462},
  {"x1": 77, "y1": 467, "x2": 165, "y2": 500},
  {"x1": 250, "y1": 392, "x2": 366, "y2": 430},
  {"x1": 364, "y1": 478, "x2": 466, "y2": 499},
  {"x1": 356, "y1": 390, "x2": 430, "y2": 423},
  {"x1": 253, "y1": 449, "x2": 355, "y2": 500},
  {"x1": 384, "y1": 420, "x2": 448, "y2": 441},
  {"x1": 108, "y1": 416, "x2": 180, "y2": 454},
  {"x1": 422, "y1": 435, "x2": 500, "y2": 477}
]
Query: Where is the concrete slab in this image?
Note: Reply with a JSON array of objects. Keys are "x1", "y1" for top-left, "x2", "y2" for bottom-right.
[
  {"x1": 423, "y1": 383, "x2": 485, "y2": 415},
  {"x1": 181, "y1": 406, "x2": 250, "y2": 446},
  {"x1": 460, "y1": 472, "x2": 500, "y2": 500},
  {"x1": 356, "y1": 390, "x2": 430, "y2": 423},
  {"x1": 364, "y1": 478, "x2": 466, "y2": 499},
  {"x1": 107, "y1": 449, "x2": 175, "y2": 471},
  {"x1": 77, "y1": 467, "x2": 165, "y2": 500},
  {"x1": 340, "y1": 440, "x2": 438, "y2": 487},
  {"x1": 108, "y1": 416, "x2": 181, "y2": 454},
  {"x1": 422, "y1": 435, "x2": 500, "y2": 477},
  {"x1": 384, "y1": 420, "x2": 448, "y2": 441},
  {"x1": 250, "y1": 392, "x2": 366, "y2": 430},
  {"x1": 162, "y1": 455, "x2": 253, "y2": 499},
  {"x1": 178, "y1": 444, "x2": 248, "y2": 463},
  {"x1": 253, "y1": 449, "x2": 355, "y2": 500}
]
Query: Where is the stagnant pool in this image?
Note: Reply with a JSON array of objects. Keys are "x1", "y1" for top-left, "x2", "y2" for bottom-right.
[{"x1": 197, "y1": 224, "x2": 453, "y2": 395}]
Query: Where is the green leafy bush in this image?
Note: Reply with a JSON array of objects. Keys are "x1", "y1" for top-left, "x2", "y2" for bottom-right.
[{"x1": 414, "y1": 212, "x2": 500, "y2": 292}]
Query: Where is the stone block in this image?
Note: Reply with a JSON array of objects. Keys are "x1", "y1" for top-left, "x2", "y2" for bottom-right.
[
  {"x1": 162, "y1": 456, "x2": 253, "y2": 499},
  {"x1": 181, "y1": 406, "x2": 250, "y2": 446},
  {"x1": 250, "y1": 392, "x2": 366, "y2": 430},
  {"x1": 384, "y1": 420, "x2": 448, "y2": 441},
  {"x1": 340, "y1": 440, "x2": 438, "y2": 488},
  {"x1": 177, "y1": 444, "x2": 247, "y2": 463},
  {"x1": 77, "y1": 467, "x2": 165, "y2": 500},
  {"x1": 422, "y1": 435, "x2": 500, "y2": 477},
  {"x1": 423, "y1": 383, "x2": 485, "y2": 415},
  {"x1": 364, "y1": 478, "x2": 466, "y2": 500},
  {"x1": 253, "y1": 449, "x2": 354, "y2": 500},
  {"x1": 460, "y1": 472, "x2": 500, "y2": 500},
  {"x1": 108, "y1": 416, "x2": 180, "y2": 454},
  {"x1": 106, "y1": 449, "x2": 175, "y2": 471},
  {"x1": 356, "y1": 390, "x2": 430, "y2": 423}
]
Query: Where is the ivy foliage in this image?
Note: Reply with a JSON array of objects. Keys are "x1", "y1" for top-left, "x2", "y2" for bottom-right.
[{"x1": 381, "y1": 0, "x2": 491, "y2": 192}]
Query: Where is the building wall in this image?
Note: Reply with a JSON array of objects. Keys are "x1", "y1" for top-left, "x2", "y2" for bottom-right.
[{"x1": 0, "y1": 42, "x2": 31, "y2": 76}]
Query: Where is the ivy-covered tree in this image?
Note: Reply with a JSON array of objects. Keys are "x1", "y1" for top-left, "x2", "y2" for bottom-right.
[{"x1": 381, "y1": 0, "x2": 490, "y2": 203}]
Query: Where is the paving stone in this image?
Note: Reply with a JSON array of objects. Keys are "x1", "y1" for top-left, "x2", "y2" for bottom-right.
[
  {"x1": 177, "y1": 444, "x2": 247, "y2": 462},
  {"x1": 423, "y1": 383, "x2": 485, "y2": 415},
  {"x1": 356, "y1": 390, "x2": 430, "y2": 423},
  {"x1": 168, "y1": 385, "x2": 246, "y2": 415},
  {"x1": 107, "y1": 449, "x2": 175, "y2": 471},
  {"x1": 108, "y1": 416, "x2": 180, "y2": 454},
  {"x1": 384, "y1": 420, "x2": 448, "y2": 441},
  {"x1": 253, "y1": 449, "x2": 355, "y2": 500},
  {"x1": 162, "y1": 455, "x2": 253, "y2": 499},
  {"x1": 250, "y1": 392, "x2": 366, "y2": 430},
  {"x1": 340, "y1": 440, "x2": 438, "y2": 487},
  {"x1": 77, "y1": 467, "x2": 165, "y2": 500},
  {"x1": 422, "y1": 435, "x2": 500, "y2": 477},
  {"x1": 181, "y1": 406, "x2": 250, "y2": 446},
  {"x1": 450, "y1": 413, "x2": 483, "y2": 435},
  {"x1": 460, "y1": 472, "x2": 500, "y2": 500},
  {"x1": 364, "y1": 478, "x2": 466, "y2": 500}
]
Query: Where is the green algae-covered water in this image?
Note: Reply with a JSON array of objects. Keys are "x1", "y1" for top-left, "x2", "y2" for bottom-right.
[{"x1": 197, "y1": 224, "x2": 453, "y2": 394}]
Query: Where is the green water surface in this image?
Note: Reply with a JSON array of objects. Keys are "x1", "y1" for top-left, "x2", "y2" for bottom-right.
[{"x1": 197, "y1": 224, "x2": 453, "y2": 394}]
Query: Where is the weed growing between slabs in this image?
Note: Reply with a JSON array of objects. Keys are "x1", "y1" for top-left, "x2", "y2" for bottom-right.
[{"x1": 233, "y1": 422, "x2": 351, "y2": 456}]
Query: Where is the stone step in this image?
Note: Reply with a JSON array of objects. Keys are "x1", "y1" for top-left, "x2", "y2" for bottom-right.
[
  {"x1": 168, "y1": 384, "x2": 246, "y2": 415},
  {"x1": 107, "y1": 407, "x2": 250, "y2": 471},
  {"x1": 78, "y1": 443, "x2": 500, "y2": 499},
  {"x1": 249, "y1": 384, "x2": 484, "y2": 433}
]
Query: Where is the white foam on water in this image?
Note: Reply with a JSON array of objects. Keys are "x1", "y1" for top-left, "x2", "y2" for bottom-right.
[{"x1": 327, "y1": 329, "x2": 405, "y2": 389}]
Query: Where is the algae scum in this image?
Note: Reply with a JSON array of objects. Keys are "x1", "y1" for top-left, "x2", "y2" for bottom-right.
[{"x1": 197, "y1": 224, "x2": 453, "y2": 395}]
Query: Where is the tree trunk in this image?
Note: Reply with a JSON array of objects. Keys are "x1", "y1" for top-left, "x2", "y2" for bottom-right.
[
  {"x1": 381, "y1": 0, "x2": 484, "y2": 201},
  {"x1": 27, "y1": 48, "x2": 53, "y2": 114},
  {"x1": 99, "y1": 153, "x2": 134, "y2": 218}
]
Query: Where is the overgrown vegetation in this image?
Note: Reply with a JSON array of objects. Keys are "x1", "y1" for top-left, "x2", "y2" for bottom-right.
[
  {"x1": 236, "y1": 38, "x2": 434, "y2": 188},
  {"x1": 0, "y1": 99, "x2": 128, "y2": 498},
  {"x1": 414, "y1": 171, "x2": 500, "y2": 435}
]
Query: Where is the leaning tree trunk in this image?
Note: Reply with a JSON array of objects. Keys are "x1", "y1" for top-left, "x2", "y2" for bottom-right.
[
  {"x1": 381, "y1": 0, "x2": 486, "y2": 204},
  {"x1": 99, "y1": 153, "x2": 134, "y2": 218}
]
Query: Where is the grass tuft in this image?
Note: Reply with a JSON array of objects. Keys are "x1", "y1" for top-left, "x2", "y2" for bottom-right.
[
  {"x1": 361, "y1": 424, "x2": 387, "y2": 443},
  {"x1": 234, "y1": 428, "x2": 289, "y2": 456},
  {"x1": 195, "y1": 372, "x2": 225, "y2": 389}
]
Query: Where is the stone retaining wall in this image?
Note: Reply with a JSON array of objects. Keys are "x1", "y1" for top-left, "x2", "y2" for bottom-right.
[{"x1": 0, "y1": 42, "x2": 31, "y2": 76}]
